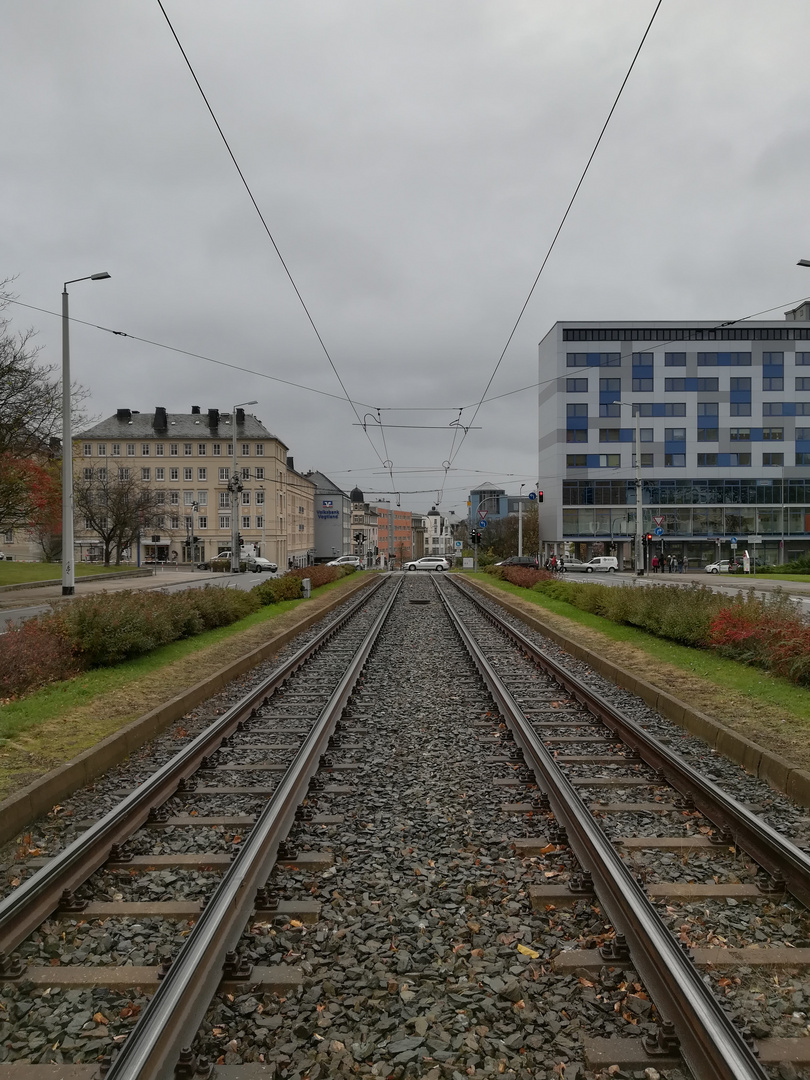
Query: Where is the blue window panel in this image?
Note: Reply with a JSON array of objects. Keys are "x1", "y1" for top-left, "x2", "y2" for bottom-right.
[
  {"x1": 717, "y1": 454, "x2": 732, "y2": 467},
  {"x1": 586, "y1": 455, "x2": 602, "y2": 468},
  {"x1": 796, "y1": 440, "x2": 810, "y2": 452},
  {"x1": 729, "y1": 390, "x2": 751, "y2": 403},
  {"x1": 619, "y1": 429, "x2": 635, "y2": 442},
  {"x1": 697, "y1": 416, "x2": 716, "y2": 427},
  {"x1": 782, "y1": 402, "x2": 796, "y2": 416},
  {"x1": 566, "y1": 416, "x2": 588, "y2": 429},
  {"x1": 600, "y1": 392, "x2": 622, "y2": 405},
  {"x1": 762, "y1": 365, "x2": 784, "y2": 378},
  {"x1": 664, "y1": 441, "x2": 685, "y2": 453},
  {"x1": 749, "y1": 429, "x2": 764, "y2": 441},
  {"x1": 632, "y1": 365, "x2": 653, "y2": 378}
]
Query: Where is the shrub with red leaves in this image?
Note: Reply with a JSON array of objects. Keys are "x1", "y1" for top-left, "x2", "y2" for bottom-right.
[
  {"x1": 493, "y1": 566, "x2": 553, "y2": 588},
  {"x1": 708, "y1": 606, "x2": 810, "y2": 685},
  {"x1": 0, "y1": 617, "x2": 82, "y2": 699},
  {"x1": 287, "y1": 565, "x2": 350, "y2": 588}
]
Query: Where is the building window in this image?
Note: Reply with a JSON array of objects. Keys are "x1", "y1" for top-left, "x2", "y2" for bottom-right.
[
  {"x1": 118, "y1": 467, "x2": 130, "y2": 480},
  {"x1": 566, "y1": 378, "x2": 588, "y2": 392},
  {"x1": 567, "y1": 403, "x2": 588, "y2": 418},
  {"x1": 255, "y1": 467, "x2": 264, "y2": 480},
  {"x1": 763, "y1": 453, "x2": 784, "y2": 466},
  {"x1": 797, "y1": 453, "x2": 810, "y2": 466},
  {"x1": 599, "y1": 429, "x2": 621, "y2": 442},
  {"x1": 298, "y1": 505, "x2": 304, "y2": 514},
  {"x1": 665, "y1": 379, "x2": 685, "y2": 391},
  {"x1": 256, "y1": 491, "x2": 265, "y2": 506},
  {"x1": 797, "y1": 353, "x2": 810, "y2": 366},
  {"x1": 255, "y1": 443, "x2": 264, "y2": 456},
  {"x1": 141, "y1": 467, "x2": 151, "y2": 481},
  {"x1": 227, "y1": 443, "x2": 234, "y2": 457},
  {"x1": 155, "y1": 467, "x2": 165, "y2": 481},
  {"x1": 632, "y1": 352, "x2": 653, "y2": 364},
  {"x1": 218, "y1": 467, "x2": 230, "y2": 482},
  {"x1": 762, "y1": 427, "x2": 783, "y2": 440},
  {"x1": 697, "y1": 453, "x2": 718, "y2": 467},
  {"x1": 763, "y1": 378, "x2": 784, "y2": 391},
  {"x1": 598, "y1": 454, "x2": 620, "y2": 467},
  {"x1": 696, "y1": 378, "x2": 719, "y2": 391},
  {"x1": 198, "y1": 516, "x2": 208, "y2": 529},
  {"x1": 184, "y1": 443, "x2": 192, "y2": 456},
  {"x1": 566, "y1": 429, "x2": 587, "y2": 442},
  {"x1": 155, "y1": 490, "x2": 166, "y2": 505},
  {"x1": 170, "y1": 467, "x2": 179, "y2": 481},
  {"x1": 82, "y1": 467, "x2": 93, "y2": 481},
  {"x1": 298, "y1": 523, "x2": 305, "y2": 532},
  {"x1": 241, "y1": 443, "x2": 250, "y2": 456},
  {"x1": 730, "y1": 377, "x2": 751, "y2": 392},
  {"x1": 599, "y1": 403, "x2": 621, "y2": 417},
  {"x1": 219, "y1": 492, "x2": 230, "y2": 509},
  {"x1": 664, "y1": 454, "x2": 685, "y2": 467},
  {"x1": 183, "y1": 467, "x2": 193, "y2": 481},
  {"x1": 170, "y1": 516, "x2": 180, "y2": 529},
  {"x1": 98, "y1": 443, "x2": 107, "y2": 456},
  {"x1": 197, "y1": 491, "x2": 208, "y2": 506},
  {"x1": 125, "y1": 443, "x2": 135, "y2": 456},
  {"x1": 763, "y1": 403, "x2": 783, "y2": 416},
  {"x1": 640, "y1": 453, "x2": 653, "y2": 468},
  {"x1": 83, "y1": 443, "x2": 92, "y2": 457},
  {"x1": 241, "y1": 491, "x2": 251, "y2": 505},
  {"x1": 599, "y1": 378, "x2": 621, "y2": 393},
  {"x1": 97, "y1": 467, "x2": 107, "y2": 481},
  {"x1": 730, "y1": 403, "x2": 752, "y2": 416},
  {"x1": 198, "y1": 443, "x2": 206, "y2": 456},
  {"x1": 697, "y1": 428, "x2": 718, "y2": 441},
  {"x1": 141, "y1": 444, "x2": 150, "y2": 456},
  {"x1": 697, "y1": 402, "x2": 718, "y2": 416},
  {"x1": 664, "y1": 352, "x2": 686, "y2": 366},
  {"x1": 763, "y1": 351, "x2": 784, "y2": 363},
  {"x1": 112, "y1": 443, "x2": 121, "y2": 456},
  {"x1": 665, "y1": 428, "x2": 686, "y2": 441},
  {"x1": 183, "y1": 491, "x2": 194, "y2": 506},
  {"x1": 241, "y1": 467, "x2": 250, "y2": 480},
  {"x1": 170, "y1": 491, "x2": 180, "y2": 505},
  {"x1": 155, "y1": 443, "x2": 164, "y2": 456},
  {"x1": 256, "y1": 515, "x2": 263, "y2": 528},
  {"x1": 632, "y1": 378, "x2": 653, "y2": 392},
  {"x1": 242, "y1": 515, "x2": 251, "y2": 529},
  {"x1": 698, "y1": 352, "x2": 752, "y2": 365},
  {"x1": 729, "y1": 453, "x2": 751, "y2": 466},
  {"x1": 796, "y1": 377, "x2": 810, "y2": 391},
  {"x1": 170, "y1": 444, "x2": 179, "y2": 456},
  {"x1": 729, "y1": 428, "x2": 750, "y2": 441},
  {"x1": 212, "y1": 443, "x2": 221, "y2": 456},
  {"x1": 198, "y1": 467, "x2": 207, "y2": 480},
  {"x1": 566, "y1": 454, "x2": 587, "y2": 467},
  {"x1": 639, "y1": 428, "x2": 653, "y2": 442}
]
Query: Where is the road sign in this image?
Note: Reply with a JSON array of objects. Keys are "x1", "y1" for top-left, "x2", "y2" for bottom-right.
[
  {"x1": 749, "y1": 535, "x2": 762, "y2": 544},
  {"x1": 528, "y1": 492, "x2": 537, "y2": 500},
  {"x1": 730, "y1": 536, "x2": 738, "y2": 545},
  {"x1": 652, "y1": 515, "x2": 665, "y2": 527},
  {"x1": 654, "y1": 527, "x2": 663, "y2": 536},
  {"x1": 454, "y1": 540, "x2": 463, "y2": 548},
  {"x1": 478, "y1": 508, "x2": 488, "y2": 519},
  {"x1": 479, "y1": 519, "x2": 488, "y2": 529}
]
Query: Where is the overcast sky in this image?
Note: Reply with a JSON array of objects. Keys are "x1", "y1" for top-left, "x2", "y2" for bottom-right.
[{"x1": 3, "y1": 1, "x2": 810, "y2": 515}]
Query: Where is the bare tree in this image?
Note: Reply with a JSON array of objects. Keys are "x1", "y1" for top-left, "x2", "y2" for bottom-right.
[{"x1": 74, "y1": 466, "x2": 162, "y2": 566}]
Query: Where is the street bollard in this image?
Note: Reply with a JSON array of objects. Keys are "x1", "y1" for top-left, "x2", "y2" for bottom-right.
[{"x1": 302, "y1": 578, "x2": 311, "y2": 598}]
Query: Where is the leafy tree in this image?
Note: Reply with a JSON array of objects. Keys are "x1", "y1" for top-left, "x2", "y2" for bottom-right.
[{"x1": 74, "y1": 466, "x2": 162, "y2": 566}]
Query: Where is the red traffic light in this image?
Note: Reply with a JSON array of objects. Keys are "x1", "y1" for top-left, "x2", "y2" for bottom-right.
[
  {"x1": 646, "y1": 533, "x2": 652, "y2": 541},
  {"x1": 537, "y1": 490, "x2": 543, "y2": 503}
]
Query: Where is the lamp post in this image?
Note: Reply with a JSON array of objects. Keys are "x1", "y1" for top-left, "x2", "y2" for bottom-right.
[
  {"x1": 617, "y1": 400, "x2": 644, "y2": 575},
  {"x1": 259, "y1": 485, "x2": 266, "y2": 561},
  {"x1": 518, "y1": 484, "x2": 525, "y2": 556},
  {"x1": 61, "y1": 272, "x2": 111, "y2": 596},
  {"x1": 229, "y1": 400, "x2": 257, "y2": 573}
]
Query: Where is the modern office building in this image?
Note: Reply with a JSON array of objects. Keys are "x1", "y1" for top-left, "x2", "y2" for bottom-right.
[{"x1": 538, "y1": 317, "x2": 810, "y2": 567}]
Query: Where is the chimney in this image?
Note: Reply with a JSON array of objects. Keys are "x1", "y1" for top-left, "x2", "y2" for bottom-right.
[
  {"x1": 286, "y1": 455, "x2": 294, "y2": 470},
  {"x1": 208, "y1": 408, "x2": 219, "y2": 428},
  {"x1": 116, "y1": 408, "x2": 132, "y2": 422},
  {"x1": 235, "y1": 407, "x2": 245, "y2": 424},
  {"x1": 191, "y1": 405, "x2": 201, "y2": 414},
  {"x1": 153, "y1": 406, "x2": 167, "y2": 430}
]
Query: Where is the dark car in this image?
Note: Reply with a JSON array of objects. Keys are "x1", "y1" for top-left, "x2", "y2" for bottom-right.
[{"x1": 496, "y1": 556, "x2": 539, "y2": 569}]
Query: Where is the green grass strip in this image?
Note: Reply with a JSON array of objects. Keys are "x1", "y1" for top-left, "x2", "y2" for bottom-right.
[
  {"x1": 0, "y1": 563, "x2": 145, "y2": 585},
  {"x1": 469, "y1": 573, "x2": 810, "y2": 719}
]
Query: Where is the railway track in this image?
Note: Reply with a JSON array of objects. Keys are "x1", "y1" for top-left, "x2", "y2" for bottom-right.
[{"x1": 1, "y1": 573, "x2": 810, "y2": 1078}]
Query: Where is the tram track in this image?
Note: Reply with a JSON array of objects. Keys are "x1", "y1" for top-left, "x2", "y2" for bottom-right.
[{"x1": 2, "y1": 573, "x2": 810, "y2": 1078}]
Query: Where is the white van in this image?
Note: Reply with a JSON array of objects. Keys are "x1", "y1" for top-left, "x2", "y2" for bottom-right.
[{"x1": 585, "y1": 556, "x2": 618, "y2": 573}]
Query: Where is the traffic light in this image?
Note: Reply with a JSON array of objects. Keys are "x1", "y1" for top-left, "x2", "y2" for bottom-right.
[
  {"x1": 646, "y1": 533, "x2": 652, "y2": 542},
  {"x1": 537, "y1": 490, "x2": 543, "y2": 503},
  {"x1": 237, "y1": 533, "x2": 243, "y2": 548},
  {"x1": 354, "y1": 532, "x2": 363, "y2": 544}
]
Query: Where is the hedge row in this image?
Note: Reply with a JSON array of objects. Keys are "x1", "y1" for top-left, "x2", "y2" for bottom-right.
[
  {"x1": 529, "y1": 576, "x2": 810, "y2": 685},
  {"x1": 0, "y1": 564, "x2": 354, "y2": 700}
]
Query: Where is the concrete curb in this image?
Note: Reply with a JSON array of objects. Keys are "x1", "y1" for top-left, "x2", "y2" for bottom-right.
[
  {"x1": 0, "y1": 575, "x2": 376, "y2": 844},
  {"x1": 467, "y1": 578, "x2": 810, "y2": 808}
]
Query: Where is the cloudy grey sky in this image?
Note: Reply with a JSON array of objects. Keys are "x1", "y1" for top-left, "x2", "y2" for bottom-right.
[{"x1": 3, "y1": 1, "x2": 810, "y2": 515}]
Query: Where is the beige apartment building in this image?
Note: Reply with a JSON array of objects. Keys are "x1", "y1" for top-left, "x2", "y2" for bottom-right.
[{"x1": 76, "y1": 406, "x2": 314, "y2": 568}]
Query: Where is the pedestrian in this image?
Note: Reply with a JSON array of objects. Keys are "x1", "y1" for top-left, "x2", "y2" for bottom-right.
[
  {"x1": 559, "y1": 557, "x2": 566, "y2": 573},
  {"x1": 652, "y1": 554, "x2": 658, "y2": 573},
  {"x1": 551, "y1": 554, "x2": 557, "y2": 572},
  {"x1": 672, "y1": 555, "x2": 679, "y2": 573},
  {"x1": 682, "y1": 556, "x2": 688, "y2": 572}
]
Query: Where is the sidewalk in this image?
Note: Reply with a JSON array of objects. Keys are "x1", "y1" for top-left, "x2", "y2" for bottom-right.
[{"x1": 0, "y1": 566, "x2": 223, "y2": 613}]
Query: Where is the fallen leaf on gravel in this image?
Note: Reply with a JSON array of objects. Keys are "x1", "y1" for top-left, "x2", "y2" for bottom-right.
[{"x1": 517, "y1": 944, "x2": 539, "y2": 959}]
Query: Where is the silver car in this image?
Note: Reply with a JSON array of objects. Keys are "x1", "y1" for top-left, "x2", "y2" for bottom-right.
[{"x1": 403, "y1": 556, "x2": 450, "y2": 571}]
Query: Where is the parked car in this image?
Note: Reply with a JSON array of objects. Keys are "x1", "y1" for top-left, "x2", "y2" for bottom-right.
[
  {"x1": 402, "y1": 556, "x2": 450, "y2": 572},
  {"x1": 326, "y1": 555, "x2": 364, "y2": 568},
  {"x1": 584, "y1": 556, "x2": 618, "y2": 573},
  {"x1": 495, "y1": 556, "x2": 539, "y2": 568},
  {"x1": 704, "y1": 560, "x2": 731, "y2": 574},
  {"x1": 560, "y1": 558, "x2": 588, "y2": 572}
]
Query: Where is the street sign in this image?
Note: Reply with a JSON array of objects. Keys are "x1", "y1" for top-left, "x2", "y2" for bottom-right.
[
  {"x1": 730, "y1": 536, "x2": 738, "y2": 545},
  {"x1": 454, "y1": 540, "x2": 463, "y2": 548},
  {"x1": 478, "y1": 509, "x2": 488, "y2": 519},
  {"x1": 479, "y1": 519, "x2": 488, "y2": 529},
  {"x1": 528, "y1": 492, "x2": 537, "y2": 500},
  {"x1": 749, "y1": 535, "x2": 762, "y2": 544},
  {"x1": 652, "y1": 515, "x2": 665, "y2": 527},
  {"x1": 654, "y1": 527, "x2": 663, "y2": 536}
]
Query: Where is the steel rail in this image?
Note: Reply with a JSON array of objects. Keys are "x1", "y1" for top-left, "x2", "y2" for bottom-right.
[
  {"x1": 0, "y1": 575, "x2": 386, "y2": 956},
  {"x1": 451, "y1": 576, "x2": 810, "y2": 908},
  {"x1": 436, "y1": 581, "x2": 768, "y2": 1080},
  {"x1": 103, "y1": 575, "x2": 402, "y2": 1080}
]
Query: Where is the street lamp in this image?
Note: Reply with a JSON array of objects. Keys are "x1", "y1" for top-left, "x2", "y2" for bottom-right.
[
  {"x1": 61, "y1": 272, "x2": 111, "y2": 596},
  {"x1": 230, "y1": 400, "x2": 258, "y2": 573},
  {"x1": 518, "y1": 484, "x2": 525, "y2": 556},
  {"x1": 617, "y1": 400, "x2": 644, "y2": 575}
]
